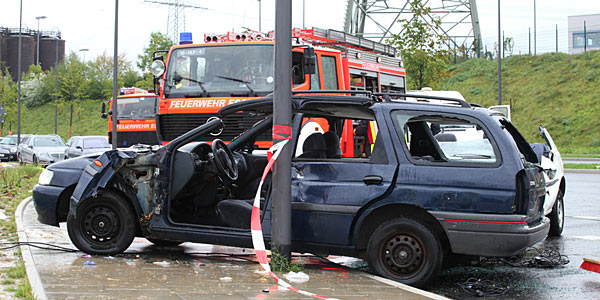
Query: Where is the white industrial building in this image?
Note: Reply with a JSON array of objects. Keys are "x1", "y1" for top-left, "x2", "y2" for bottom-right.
[{"x1": 568, "y1": 14, "x2": 600, "y2": 54}]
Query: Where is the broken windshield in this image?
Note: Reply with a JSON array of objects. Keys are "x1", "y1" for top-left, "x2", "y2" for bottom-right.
[{"x1": 164, "y1": 44, "x2": 274, "y2": 98}]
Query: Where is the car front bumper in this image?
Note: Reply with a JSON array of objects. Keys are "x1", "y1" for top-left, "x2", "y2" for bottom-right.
[
  {"x1": 32, "y1": 184, "x2": 65, "y2": 226},
  {"x1": 0, "y1": 152, "x2": 16, "y2": 161},
  {"x1": 431, "y1": 211, "x2": 550, "y2": 257}
]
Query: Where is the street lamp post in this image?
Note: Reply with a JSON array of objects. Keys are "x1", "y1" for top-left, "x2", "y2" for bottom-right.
[
  {"x1": 35, "y1": 16, "x2": 47, "y2": 66},
  {"x1": 79, "y1": 48, "x2": 89, "y2": 63},
  {"x1": 54, "y1": 28, "x2": 60, "y2": 134}
]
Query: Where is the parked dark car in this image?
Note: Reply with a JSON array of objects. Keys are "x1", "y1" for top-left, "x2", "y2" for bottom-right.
[
  {"x1": 34, "y1": 155, "x2": 99, "y2": 226},
  {"x1": 64, "y1": 136, "x2": 112, "y2": 159},
  {"x1": 0, "y1": 135, "x2": 20, "y2": 161},
  {"x1": 18, "y1": 134, "x2": 67, "y2": 166},
  {"x1": 37, "y1": 94, "x2": 549, "y2": 287}
]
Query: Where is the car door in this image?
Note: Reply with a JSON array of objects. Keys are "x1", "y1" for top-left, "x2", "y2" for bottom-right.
[
  {"x1": 73, "y1": 138, "x2": 84, "y2": 158},
  {"x1": 388, "y1": 109, "x2": 518, "y2": 215},
  {"x1": 66, "y1": 137, "x2": 76, "y2": 158},
  {"x1": 23, "y1": 137, "x2": 33, "y2": 163},
  {"x1": 283, "y1": 115, "x2": 398, "y2": 246}
]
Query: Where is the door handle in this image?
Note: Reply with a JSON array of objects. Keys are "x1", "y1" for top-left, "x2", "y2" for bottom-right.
[{"x1": 363, "y1": 175, "x2": 382, "y2": 185}]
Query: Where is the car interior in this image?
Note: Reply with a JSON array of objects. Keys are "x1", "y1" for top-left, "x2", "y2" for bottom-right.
[{"x1": 166, "y1": 105, "x2": 383, "y2": 230}]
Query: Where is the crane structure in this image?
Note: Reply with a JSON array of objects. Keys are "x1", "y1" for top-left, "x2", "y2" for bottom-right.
[
  {"x1": 144, "y1": 0, "x2": 207, "y2": 43},
  {"x1": 344, "y1": 0, "x2": 481, "y2": 56}
]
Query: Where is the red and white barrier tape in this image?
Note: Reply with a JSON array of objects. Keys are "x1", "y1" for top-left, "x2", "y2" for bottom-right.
[{"x1": 251, "y1": 140, "x2": 338, "y2": 300}]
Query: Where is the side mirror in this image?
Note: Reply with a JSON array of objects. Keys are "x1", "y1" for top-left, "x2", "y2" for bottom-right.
[
  {"x1": 101, "y1": 113, "x2": 108, "y2": 119},
  {"x1": 151, "y1": 57, "x2": 166, "y2": 78},
  {"x1": 76, "y1": 146, "x2": 83, "y2": 150},
  {"x1": 303, "y1": 47, "x2": 316, "y2": 75},
  {"x1": 101, "y1": 102, "x2": 107, "y2": 118}
]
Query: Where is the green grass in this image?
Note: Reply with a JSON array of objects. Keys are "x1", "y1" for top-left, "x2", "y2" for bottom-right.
[
  {"x1": 0, "y1": 166, "x2": 42, "y2": 298},
  {"x1": 1, "y1": 99, "x2": 107, "y2": 141},
  {"x1": 442, "y1": 51, "x2": 600, "y2": 154},
  {"x1": 563, "y1": 163, "x2": 600, "y2": 169}
]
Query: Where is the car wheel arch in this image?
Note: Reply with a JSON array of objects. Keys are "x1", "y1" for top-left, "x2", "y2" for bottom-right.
[
  {"x1": 353, "y1": 203, "x2": 450, "y2": 256},
  {"x1": 56, "y1": 185, "x2": 76, "y2": 224},
  {"x1": 101, "y1": 177, "x2": 147, "y2": 236}
]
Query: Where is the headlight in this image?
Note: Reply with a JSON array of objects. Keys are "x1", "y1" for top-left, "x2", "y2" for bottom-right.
[
  {"x1": 38, "y1": 169, "x2": 54, "y2": 185},
  {"x1": 10, "y1": 147, "x2": 16, "y2": 153}
]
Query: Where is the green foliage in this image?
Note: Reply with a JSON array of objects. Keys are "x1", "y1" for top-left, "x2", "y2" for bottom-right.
[
  {"x1": 388, "y1": 0, "x2": 450, "y2": 90},
  {"x1": 442, "y1": 51, "x2": 600, "y2": 154},
  {"x1": 269, "y1": 249, "x2": 304, "y2": 273},
  {"x1": 137, "y1": 32, "x2": 174, "y2": 75}
]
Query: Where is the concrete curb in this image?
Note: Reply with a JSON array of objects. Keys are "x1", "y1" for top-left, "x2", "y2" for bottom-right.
[
  {"x1": 564, "y1": 168, "x2": 600, "y2": 174},
  {"x1": 15, "y1": 196, "x2": 47, "y2": 300}
]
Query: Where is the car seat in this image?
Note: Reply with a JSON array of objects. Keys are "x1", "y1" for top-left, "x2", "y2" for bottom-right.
[
  {"x1": 323, "y1": 131, "x2": 342, "y2": 158},
  {"x1": 298, "y1": 132, "x2": 326, "y2": 158}
]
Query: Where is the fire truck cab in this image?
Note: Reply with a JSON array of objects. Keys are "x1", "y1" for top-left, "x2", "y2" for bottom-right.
[
  {"x1": 150, "y1": 28, "x2": 405, "y2": 154},
  {"x1": 101, "y1": 87, "x2": 160, "y2": 147}
]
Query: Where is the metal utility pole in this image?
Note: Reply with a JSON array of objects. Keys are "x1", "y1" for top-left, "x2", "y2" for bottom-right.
[
  {"x1": 272, "y1": 0, "x2": 293, "y2": 260},
  {"x1": 258, "y1": 0, "x2": 262, "y2": 32},
  {"x1": 303, "y1": 0, "x2": 305, "y2": 29},
  {"x1": 556, "y1": 24, "x2": 558, "y2": 53},
  {"x1": 112, "y1": 0, "x2": 119, "y2": 149},
  {"x1": 533, "y1": 0, "x2": 537, "y2": 55},
  {"x1": 497, "y1": 0, "x2": 502, "y2": 105},
  {"x1": 584, "y1": 20, "x2": 587, "y2": 53},
  {"x1": 55, "y1": 31, "x2": 59, "y2": 134},
  {"x1": 36, "y1": 16, "x2": 46, "y2": 66},
  {"x1": 79, "y1": 48, "x2": 89, "y2": 63},
  {"x1": 17, "y1": 0, "x2": 23, "y2": 145}
]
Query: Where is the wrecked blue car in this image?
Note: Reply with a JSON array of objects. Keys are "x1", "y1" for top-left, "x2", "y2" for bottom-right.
[{"x1": 64, "y1": 94, "x2": 548, "y2": 287}]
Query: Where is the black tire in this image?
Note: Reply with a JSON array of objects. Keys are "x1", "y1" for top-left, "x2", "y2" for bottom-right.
[
  {"x1": 67, "y1": 192, "x2": 137, "y2": 255},
  {"x1": 146, "y1": 238, "x2": 183, "y2": 247},
  {"x1": 366, "y1": 217, "x2": 442, "y2": 288},
  {"x1": 17, "y1": 154, "x2": 23, "y2": 165},
  {"x1": 548, "y1": 189, "x2": 564, "y2": 237},
  {"x1": 32, "y1": 155, "x2": 38, "y2": 165}
]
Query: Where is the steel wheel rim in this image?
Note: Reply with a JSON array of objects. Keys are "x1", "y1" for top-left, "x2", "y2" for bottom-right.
[
  {"x1": 380, "y1": 233, "x2": 426, "y2": 279},
  {"x1": 83, "y1": 206, "x2": 120, "y2": 243}
]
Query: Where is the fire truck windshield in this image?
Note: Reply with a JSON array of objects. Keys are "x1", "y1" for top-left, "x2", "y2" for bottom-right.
[
  {"x1": 164, "y1": 44, "x2": 274, "y2": 98},
  {"x1": 116, "y1": 96, "x2": 157, "y2": 120}
]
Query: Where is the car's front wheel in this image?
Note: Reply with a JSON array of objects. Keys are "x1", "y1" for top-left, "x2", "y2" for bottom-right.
[
  {"x1": 32, "y1": 155, "x2": 38, "y2": 165},
  {"x1": 548, "y1": 189, "x2": 564, "y2": 237},
  {"x1": 67, "y1": 192, "x2": 136, "y2": 255},
  {"x1": 17, "y1": 154, "x2": 23, "y2": 165},
  {"x1": 366, "y1": 217, "x2": 442, "y2": 288}
]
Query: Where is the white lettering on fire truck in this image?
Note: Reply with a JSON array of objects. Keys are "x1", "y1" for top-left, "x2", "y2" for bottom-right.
[
  {"x1": 169, "y1": 99, "x2": 245, "y2": 109},
  {"x1": 117, "y1": 123, "x2": 156, "y2": 130}
]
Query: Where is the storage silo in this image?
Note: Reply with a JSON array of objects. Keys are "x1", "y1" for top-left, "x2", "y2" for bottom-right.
[
  {"x1": 5, "y1": 34, "x2": 35, "y2": 81},
  {"x1": 39, "y1": 38, "x2": 65, "y2": 71}
]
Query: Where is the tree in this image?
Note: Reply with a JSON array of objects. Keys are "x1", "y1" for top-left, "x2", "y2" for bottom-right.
[
  {"x1": 137, "y1": 32, "x2": 174, "y2": 75},
  {"x1": 388, "y1": 0, "x2": 451, "y2": 90},
  {"x1": 0, "y1": 65, "x2": 17, "y2": 136}
]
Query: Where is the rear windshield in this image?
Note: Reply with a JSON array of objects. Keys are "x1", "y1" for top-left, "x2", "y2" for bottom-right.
[{"x1": 83, "y1": 138, "x2": 110, "y2": 149}]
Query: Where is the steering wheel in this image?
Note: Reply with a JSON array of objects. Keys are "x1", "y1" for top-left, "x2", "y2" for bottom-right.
[{"x1": 211, "y1": 139, "x2": 238, "y2": 181}]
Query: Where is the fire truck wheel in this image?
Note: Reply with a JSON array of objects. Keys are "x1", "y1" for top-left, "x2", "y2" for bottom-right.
[
  {"x1": 67, "y1": 192, "x2": 136, "y2": 255},
  {"x1": 366, "y1": 217, "x2": 442, "y2": 288}
]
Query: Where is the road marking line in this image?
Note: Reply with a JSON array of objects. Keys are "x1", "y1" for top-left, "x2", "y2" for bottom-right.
[
  {"x1": 573, "y1": 235, "x2": 600, "y2": 241},
  {"x1": 569, "y1": 216, "x2": 600, "y2": 221}
]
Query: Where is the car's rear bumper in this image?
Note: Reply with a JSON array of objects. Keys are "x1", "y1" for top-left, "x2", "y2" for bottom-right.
[
  {"x1": 33, "y1": 184, "x2": 64, "y2": 226},
  {"x1": 430, "y1": 211, "x2": 549, "y2": 257}
]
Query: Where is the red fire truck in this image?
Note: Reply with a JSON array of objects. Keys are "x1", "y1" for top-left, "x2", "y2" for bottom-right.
[
  {"x1": 150, "y1": 27, "x2": 405, "y2": 154},
  {"x1": 101, "y1": 87, "x2": 160, "y2": 147}
]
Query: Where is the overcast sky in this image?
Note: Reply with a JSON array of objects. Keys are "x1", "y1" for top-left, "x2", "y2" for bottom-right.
[{"x1": 2, "y1": 0, "x2": 600, "y2": 69}]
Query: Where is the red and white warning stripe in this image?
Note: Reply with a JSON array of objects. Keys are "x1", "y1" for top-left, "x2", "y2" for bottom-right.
[{"x1": 251, "y1": 140, "x2": 338, "y2": 300}]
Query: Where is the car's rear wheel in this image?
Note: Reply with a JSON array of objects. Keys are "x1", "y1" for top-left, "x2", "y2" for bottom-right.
[
  {"x1": 146, "y1": 238, "x2": 183, "y2": 247},
  {"x1": 67, "y1": 192, "x2": 136, "y2": 255},
  {"x1": 366, "y1": 217, "x2": 442, "y2": 288},
  {"x1": 17, "y1": 154, "x2": 23, "y2": 165},
  {"x1": 548, "y1": 189, "x2": 564, "y2": 237}
]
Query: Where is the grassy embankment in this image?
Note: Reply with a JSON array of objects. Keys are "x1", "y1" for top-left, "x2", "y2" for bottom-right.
[
  {"x1": 0, "y1": 165, "x2": 42, "y2": 299},
  {"x1": 442, "y1": 51, "x2": 600, "y2": 154},
  {"x1": 2, "y1": 99, "x2": 106, "y2": 141}
]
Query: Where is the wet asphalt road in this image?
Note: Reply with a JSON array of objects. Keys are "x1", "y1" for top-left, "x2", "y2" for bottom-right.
[{"x1": 423, "y1": 172, "x2": 600, "y2": 299}]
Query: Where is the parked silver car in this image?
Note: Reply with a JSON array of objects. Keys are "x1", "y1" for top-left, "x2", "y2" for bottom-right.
[
  {"x1": 18, "y1": 135, "x2": 67, "y2": 166},
  {"x1": 64, "y1": 136, "x2": 111, "y2": 159}
]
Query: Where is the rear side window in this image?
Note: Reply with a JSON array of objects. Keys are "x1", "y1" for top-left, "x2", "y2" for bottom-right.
[
  {"x1": 392, "y1": 111, "x2": 500, "y2": 167},
  {"x1": 321, "y1": 55, "x2": 338, "y2": 90}
]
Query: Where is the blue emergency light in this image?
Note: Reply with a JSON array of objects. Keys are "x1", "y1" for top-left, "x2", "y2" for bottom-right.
[
  {"x1": 180, "y1": 32, "x2": 193, "y2": 45},
  {"x1": 119, "y1": 88, "x2": 125, "y2": 95}
]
